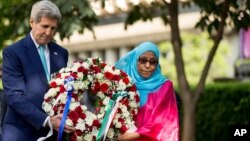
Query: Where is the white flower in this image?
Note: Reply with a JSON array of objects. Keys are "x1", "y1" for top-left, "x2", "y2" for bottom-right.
[
  {"x1": 103, "y1": 97, "x2": 110, "y2": 106},
  {"x1": 100, "y1": 107, "x2": 105, "y2": 114},
  {"x1": 87, "y1": 75, "x2": 93, "y2": 81},
  {"x1": 54, "y1": 79, "x2": 64, "y2": 85},
  {"x1": 49, "y1": 110, "x2": 55, "y2": 116},
  {"x1": 114, "y1": 113, "x2": 122, "y2": 121},
  {"x1": 60, "y1": 93, "x2": 67, "y2": 104},
  {"x1": 76, "y1": 136, "x2": 83, "y2": 141},
  {"x1": 85, "y1": 111, "x2": 97, "y2": 126},
  {"x1": 115, "y1": 121, "x2": 122, "y2": 128},
  {"x1": 75, "y1": 119, "x2": 86, "y2": 131},
  {"x1": 113, "y1": 69, "x2": 120, "y2": 75},
  {"x1": 129, "y1": 101, "x2": 138, "y2": 108},
  {"x1": 123, "y1": 111, "x2": 130, "y2": 117},
  {"x1": 87, "y1": 58, "x2": 94, "y2": 64},
  {"x1": 71, "y1": 63, "x2": 81, "y2": 72},
  {"x1": 107, "y1": 128, "x2": 115, "y2": 138},
  {"x1": 70, "y1": 102, "x2": 80, "y2": 110},
  {"x1": 77, "y1": 73, "x2": 83, "y2": 79},
  {"x1": 65, "y1": 67, "x2": 71, "y2": 72},
  {"x1": 104, "y1": 66, "x2": 112, "y2": 72},
  {"x1": 83, "y1": 81, "x2": 90, "y2": 88},
  {"x1": 66, "y1": 119, "x2": 73, "y2": 126},
  {"x1": 42, "y1": 103, "x2": 52, "y2": 113},
  {"x1": 61, "y1": 73, "x2": 70, "y2": 78},
  {"x1": 97, "y1": 112, "x2": 105, "y2": 119},
  {"x1": 45, "y1": 88, "x2": 57, "y2": 99},
  {"x1": 117, "y1": 81, "x2": 126, "y2": 90},
  {"x1": 82, "y1": 62, "x2": 90, "y2": 69},
  {"x1": 80, "y1": 105, "x2": 87, "y2": 111},
  {"x1": 59, "y1": 68, "x2": 65, "y2": 73},
  {"x1": 96, "y1": 73, "x2": 103, "y2": 80},
  {"x1": 128, "y1": 91, "x2": 136, "y2": 98},
  {"x1": 120, "y1": 105, "x2": 128, "y2": 112},
  {"x1": 97, "y1": 91, "x2": 105, "y2": 99},
  {"x1": 83, "y1": 134, "x2": 93, "y2": 141},
  {"x1": 73, "y1": 82, "x2": 80, "y2": 90}
]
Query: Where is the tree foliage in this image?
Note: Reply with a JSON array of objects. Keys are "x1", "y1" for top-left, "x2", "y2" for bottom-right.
[
  {"x1": 123, "y1": 1, "x2": 250, "y2": 141},
  {"x1": 0, "y1": 0, "x2": 98, "y2": 49},
  {"x1": 159, "y1": 32, "x2": 231, "y2": 86}
]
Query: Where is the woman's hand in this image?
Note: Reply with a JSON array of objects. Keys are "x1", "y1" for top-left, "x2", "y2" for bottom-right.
[{"x1": 118, "y1": 132, "x2": 140, "y2": 141}]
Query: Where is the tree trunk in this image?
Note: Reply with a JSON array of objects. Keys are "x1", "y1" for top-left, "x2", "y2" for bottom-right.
[{"x1": 182, "y1": 93, "x2": 196, "y2": 141}]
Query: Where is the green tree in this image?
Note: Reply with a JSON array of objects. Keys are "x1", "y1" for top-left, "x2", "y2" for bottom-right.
[
  {"x1": 1, "y1": 0, "x2": 250, "y2": 141},
  {"x1": 159, "y1": 32, "x2": 231, "y2": 85},
  {"x1": 0, "y1": 0, "x2": 98, "y2": 49},
  {"x1": 123, "y1": 0, "x2": 250, "y2": 141}
]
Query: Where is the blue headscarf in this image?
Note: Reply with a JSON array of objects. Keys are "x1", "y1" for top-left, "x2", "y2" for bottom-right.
[{"x1": 115, "y1": 41, "x2": 167, "y2": 106}]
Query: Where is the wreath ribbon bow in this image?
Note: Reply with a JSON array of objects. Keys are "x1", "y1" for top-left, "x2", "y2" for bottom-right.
[{"x1": 97, "y1": 91, "x2": 128, "y2": 141}]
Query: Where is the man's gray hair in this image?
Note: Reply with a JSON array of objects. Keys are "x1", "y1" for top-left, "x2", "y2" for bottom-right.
[{"x1": 30, "y1": 0, "x2": 61, "y2": 23}]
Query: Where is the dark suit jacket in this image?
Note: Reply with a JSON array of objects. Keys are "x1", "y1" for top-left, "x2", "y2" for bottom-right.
[{"x1": 1, "y1": 34, "x2": 68, "y2": 141}]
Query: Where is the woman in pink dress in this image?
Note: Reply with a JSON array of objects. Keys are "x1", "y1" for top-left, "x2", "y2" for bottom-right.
[{"x1": 115, "y1": 41, "x2": 180, "y2": 141}]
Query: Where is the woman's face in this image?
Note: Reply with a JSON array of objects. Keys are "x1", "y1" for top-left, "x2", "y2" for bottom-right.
[{"x1": 137, "y1": 51, "x2": 158, "y2": 78}]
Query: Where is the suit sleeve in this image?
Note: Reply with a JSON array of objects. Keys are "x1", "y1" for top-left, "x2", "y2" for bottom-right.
[{"x1": 2, "y1": 47, "x2": 47, "y2": 130}]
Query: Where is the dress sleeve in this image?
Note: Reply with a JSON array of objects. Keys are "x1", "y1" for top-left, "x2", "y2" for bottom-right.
[{"x1": 136, "y1": 81, "x2": 180, "y2": 141}]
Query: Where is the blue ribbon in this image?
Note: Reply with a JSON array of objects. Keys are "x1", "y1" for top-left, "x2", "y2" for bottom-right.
[{"x1": 57, "y1": 76, "x2": 74, "y2": 141}]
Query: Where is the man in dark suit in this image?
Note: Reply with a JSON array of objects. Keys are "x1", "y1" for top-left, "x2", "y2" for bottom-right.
[{"x1": 1, "y1": 1, "x2": 75, "y2": 140}]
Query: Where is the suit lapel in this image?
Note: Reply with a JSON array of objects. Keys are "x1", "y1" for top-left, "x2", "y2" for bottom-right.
[
  {"x1": 24, "y1": 35, "x2": 48, "y2": 84},
  {"x1": 49, "y1": 44, "x2": 58, "y2": 75}
]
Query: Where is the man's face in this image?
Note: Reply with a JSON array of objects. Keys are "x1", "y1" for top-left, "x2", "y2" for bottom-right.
[{"x1": 30, "y1": 16, "x2": 58, "y2": 45}]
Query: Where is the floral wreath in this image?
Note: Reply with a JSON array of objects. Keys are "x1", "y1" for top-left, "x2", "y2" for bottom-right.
[{"x1": 42, "y1": 57, "x2": 140, "y2": 141}]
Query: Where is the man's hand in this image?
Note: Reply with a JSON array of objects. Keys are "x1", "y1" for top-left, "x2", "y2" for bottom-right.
[{"x1": 49, "y1": 114, "x2": 76, "y2": 133}]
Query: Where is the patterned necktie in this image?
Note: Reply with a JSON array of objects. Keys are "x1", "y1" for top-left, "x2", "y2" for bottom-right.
[{"x1": 39, "y1": 46, "x2": 50, "y2": 81}]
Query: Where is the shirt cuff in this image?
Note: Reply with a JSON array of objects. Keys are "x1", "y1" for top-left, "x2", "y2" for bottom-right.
[{"x1": 43, "y1": 116, "x2": 50, "y2": 127}]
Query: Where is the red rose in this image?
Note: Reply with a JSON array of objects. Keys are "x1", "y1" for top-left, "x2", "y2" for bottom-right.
[
  {"x1": 75, "y1": 129, "x2": 84, "y2": 136},
  {"x1": 135, "y1": 95, "x2": 140, "y2": 103},
  {"x1": 53, "y1": 106, "x2": 58, "y2": 113},
  {"x1": 117, "y1": 108, "x2": 122, "y2": 113},
  {"x1": 93, "y1": 119, "x2": 100, "y2": 127},
  {"x1": 104, "y1": 72, "x2": 113, "y2": 80},
  {"x1": 45, "y1": 97, "x2": 51, "y2": 102},
  {"x1": 92, "y1": 58, "x2": 97, "y2": 64},
  {"x1": 100, "y1": 63, "x2": 106, "y2": 68},
  {"x1": 50, "y1": 81, "x2": 57, "y2": 88},
  {"x1": 59, "y1": 85, "x2": 66, "y2": 93},
  {"x1": 68, "y1": 111, "x2": 79, "y2": 121},
  {"x1": 91, "y1": 81, "x2": 100, "y2": 93},
  {"x1": 122, "y1": 77, "x2": 130, "y2": 85},
  {"x1": 120, "y1": 125, "x2": 128, "y2": 133},
  {"x1": 91, "y1": 66, "x2": 101, "y2": 73},
  {"x1": 70, "y1": 73, "x2": 78, "y2": 79},
  {"x1": 77, "y1": 66, "x2": 88, "y2": 74},
  {"x1": 112, "y1": 75, "x2": 120, "y2": 81},
  {"x1": 120, "y1": 99, "x2": 129, "y2": 106},
  {"x1": 120, "y1": 70, "x2": 128, "y2": 77},
  {"x1": 130, "y1": 85, "x2": 137, "y2": 92},
  {"x1": 79, "y1": 113, "x2": 86, "y2": 119},
  {"x1": 56, "y1": 73, "x2": 61, "y2": 78},
  {"x1": 75, "y1": 106, "x2": 83, "y2": 113},
  {"x1": 118, "y1": 118, "x2": 125, "y2": 123},
  {"x1": 70, "y1": 134, "x2": 77, "y2": 141},
  {"x1": 100, "y1": 83, "x2": 109, "y2": 93},
  {"x1": 72, "y1": 93, "x2": 78, "y2": 101}
]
